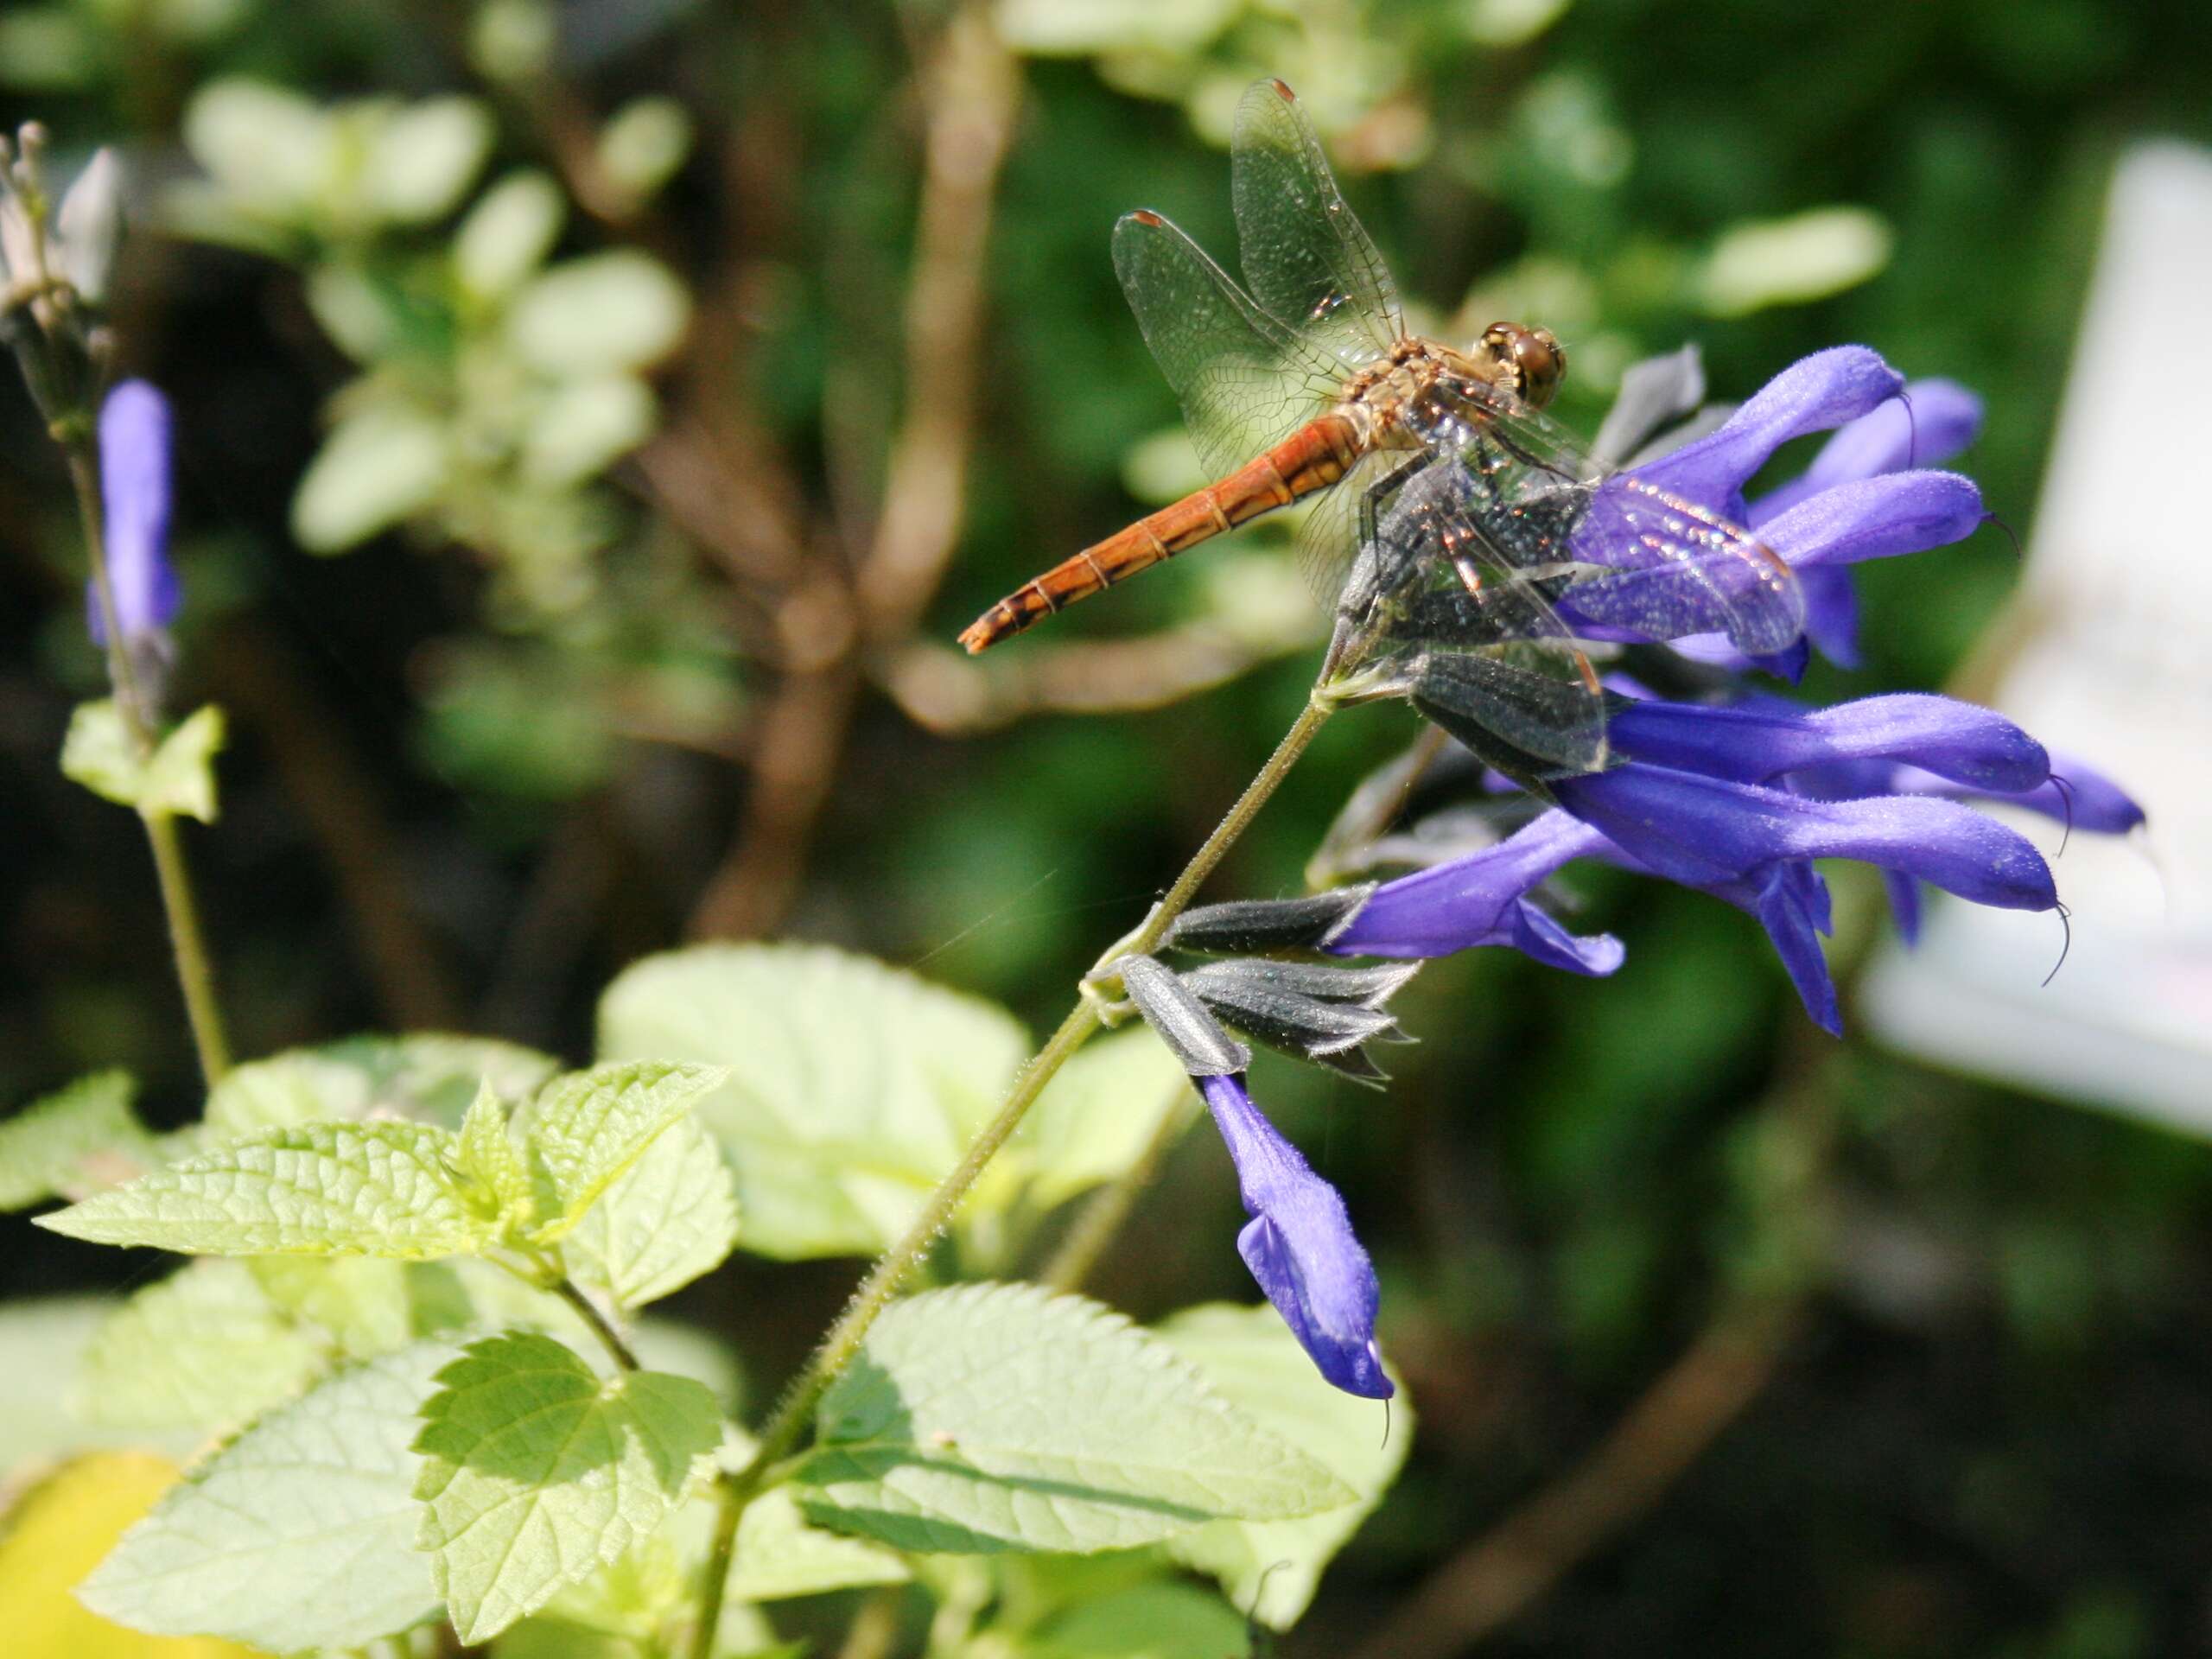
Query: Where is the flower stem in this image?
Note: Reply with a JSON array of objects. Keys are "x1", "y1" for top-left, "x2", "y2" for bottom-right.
[
  {"x1": 64, "y1": 441, "x2": 232, "y2": 1086},
  {"x1": 550, "y1": 1276, "x2": 641, "y2": 1373},
  {"x1": 683, "y1": 689, "x2": 1338, "y2": 1659}
]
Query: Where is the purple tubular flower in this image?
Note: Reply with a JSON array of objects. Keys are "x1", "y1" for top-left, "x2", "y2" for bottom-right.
[
  {"x1": 1551, "y1": 765, "x2": 2057, "y2": 912},
  {"x1": 1330, "y1": 813, "x2": 1624, "y2": 975},
  {"x1": 1748, "y1": 379, "x2": 1985, "y2": 528},
  {"x1": 1607, "y1": 693, "x2": 2050, "y2": 793},
  {"x1": 1200, "y1": 1073, "x2": 1392, "y2": 1400},
  {"x1": 1633, "y1": 346, "x2": 1907, "y2": 520},
  {"x1": 86, "y1": 380, "x2": 179, "y2": 648}
]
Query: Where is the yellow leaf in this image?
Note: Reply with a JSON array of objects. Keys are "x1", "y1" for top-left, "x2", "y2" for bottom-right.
[{"x1": 0, "y1": 1452, "x2": 264, "y2": 1657}]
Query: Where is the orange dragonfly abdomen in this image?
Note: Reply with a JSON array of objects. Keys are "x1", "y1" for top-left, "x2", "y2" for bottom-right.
[{"x1": 957, "y1": 411, "x2": 1365, "y2": 653}]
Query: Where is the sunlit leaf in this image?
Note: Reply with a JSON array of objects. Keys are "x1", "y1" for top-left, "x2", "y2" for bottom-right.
[
  {"x1": 60, "y1": 702, "x2": 226, "y2": 822},
  {"x1": 0, "y1": 1071, "x2": 156, "y2": 1211},
  {"x1": 795, "y1": 1284, "x2": 1352, "y2": 1554},
  {"x1": 599, "y1": 944, "x2": 1029, "y2": 1259},
  {"x1": 36, "y1": 1120, "x2": 486, "y2": 1259},
  {"x1": 414, "y1": 1332, "x2": 724, "y2": 1643},
  {"x1": 79, "y1": 1340, "x2": 465, "y2": 1652},
  {"x1": 1700, "y1": 207, "x2": 1894, "y2": 318},
  {"x1": 77, "y1": 1261, "x2": 325, "y2": 1430},
  {"x1": 0, "y1": 1452, "x2": 260, "y2": 1658},
  {"x1": 456, "y1": 168, "x2": 568, "y2": 298},
  {"x1": 1157, "y1": 1303, "x2": 1410, "y2": 1627},
  {"x1": 517, "y1": 1059, "x2": 728, "y2": 1244},
  {"x1": 561, "y1": 1114, "x2": 741, "y2": 1312},
  {"x1": 507, "y1": 251, "x2": 690, "y2": 376}
]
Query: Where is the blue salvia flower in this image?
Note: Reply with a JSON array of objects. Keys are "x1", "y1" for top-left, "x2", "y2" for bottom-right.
[
  {"x1": 1119, "y1": 957, "x2": 1392, "y2": 1397},
  {"x1": 1333, "y1": 691, "x2": 2142, "y2": 1034},
  {"x1": 86, "y1": 378, "x2": 180, "y2": 653},
  {"x1": 1570, "y1": 349, "x2": 1987, "y2": 675},
  {"x1": 1201, "y1": 1072, "x2": 1392, "y2": 1399}
]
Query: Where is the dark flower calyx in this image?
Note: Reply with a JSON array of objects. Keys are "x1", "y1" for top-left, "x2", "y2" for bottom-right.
[
  {"x1": 1117, "y1": 955, "x2": 1249, "y2": 1077},
  {"x1": 1165, "y1": 886, "x2": 1376, "y2": 954}
]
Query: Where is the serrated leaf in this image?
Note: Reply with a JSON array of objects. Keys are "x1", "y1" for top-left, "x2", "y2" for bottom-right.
[
  {"x1": 413, "y1": 1332, "x2": 725, "y2": 1643},
  {"x1": 78, "y1": 1261, "x2": 324, "y2": 1430},
  {"x1": 794, "y1": 1284, "x2": 1352, "y2": 1554},
  {"x1": 1157, "y1": 1304, "x2": 1411, "y2": 1629},
  {"x1": 36, "y1": 1120, "x2": 485, "y2": 1258},
  {"x1": 518, "y1": 1060, "x2": 728, "y2": 1243},
  {"x1": 79, "y1": 1338, "x2": 464, "y2": 1651},
  {"x1": 60, "y1": 702, "x2": 225, "y2": 821},
  {"x1": 597, "y1": 944, "x2": 1028, "y2": 1259},
  {"x1": 1009, "y1": 1027, "x2": 1192, "y2": 1211},
  {"x1": 207, "y1": 1033, "x2": 561, "y2": 1133},
  {"x1": 0, "y1": 1071, "x2": 156, "y2": 1211},
  {"x1": 561, "y1": 1114, "x2": 740, "y2": 1312},
  {"x1": 461, "y1": 1079, "x2": 533, "y2": 1225},
  {"x1": 0, "y1": 1452, "x2": 262, "y2": 1658}
]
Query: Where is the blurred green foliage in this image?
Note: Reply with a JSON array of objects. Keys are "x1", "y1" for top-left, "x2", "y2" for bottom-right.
[{"x1": 3, "y1": 0, "x2": 2210, "y2": 1653}]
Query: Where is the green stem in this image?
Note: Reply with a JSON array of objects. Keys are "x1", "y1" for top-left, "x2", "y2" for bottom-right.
[
  {"x1": 550, "y1": 1275, "x2": 641, "y2": 1373},
  {"x1": 64, "y1": 442, "x2": 232, "y2": 1085},
  {"x1": 684, "y1": 690, "x2": 1339, "y2": 1659}
]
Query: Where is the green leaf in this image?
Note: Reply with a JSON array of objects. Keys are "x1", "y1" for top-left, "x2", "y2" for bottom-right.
[
  {"x1": 79, "y1": 1338, "x2": 463, "y2": 1652},
  {"x1": 1009, "y1": 1027, "x2": 1192, "y2": 1211},
  {"x1": 0, "y1": 1071, "x2": 156, "y2": 1211},
  {"x1": 507, "y1": 250, "x2": 690, "y2": 376},
  {"x1": 518, "y1": 1060, "x2": 728, "y2": 1243},
  {"x1": 1699, "y1": 206, "x2": 1894, "y2": 317},
  {"x1": 60, "y1": 702, "x2": 225, "y2": 821},
  {"x1": 724, "y1": 1486, "x2": 909, "y2": 1603},
  {"x1": 561, "y1": 1114, "x2": 741, "y2": 1312},
  {"x1": 1027, "y1": 1581, "x2": 1251, "y2": 1659},
  {"x1": 456, "y1": 168, "x2": 567, "y2": 298},
  {"x1": 0, "y1": 1300, "x2": 194, "y2": 1474},
  {"x1": 207, "y1": 1033, "x2": 561, "y2": 1133},
  {"x1": 520, "y1": 372, "x2": 658, "y2": 486},
  {"x1": 250, "y1": 1255, "x2": 416, "y2": 1357},
  {"x1": 362, "y1": 94, "x2": 493, "y2": 224},
  {"x1": 413, "y1": 1331, "x2": 725, "y2": 1643},
  {"x1": 596, "y1": 97, "x2": 693, "y2": 201},
  {"x1": 460, "y1": 1078, "x2": 533, "y2": 1226},
  {"x1": 794, "y1": 1284, "x2": 1352, "y2": 1554},
  {"x1": 597, "y1": 944, "x2": 1028, "y2": 1259},
  {"x1": 1157, "y1": 1303, "x2": 1411, "y2": 1629},
  {"x1": 77, "y1": 1261, "x2": 324, "y2": 1431},
  {"x1": 292, "y1": 397, "x2": 449, "y2": 553},
  {"x1": 35, "y1": 1120, "x2": 486, "y2": 1259},
  {"x1": 181, "y1": 78, "x2": 331, "y2": 217}
]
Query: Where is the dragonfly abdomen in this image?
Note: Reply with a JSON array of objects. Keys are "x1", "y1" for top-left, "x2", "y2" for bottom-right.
[{"x1": 958, "y1": 414, "x2": 1363, "y2": 652}]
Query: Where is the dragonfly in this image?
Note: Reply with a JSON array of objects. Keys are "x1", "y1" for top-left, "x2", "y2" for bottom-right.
[{"x1": 957, "y1": 79, "x2": 1803, "y2": 777}]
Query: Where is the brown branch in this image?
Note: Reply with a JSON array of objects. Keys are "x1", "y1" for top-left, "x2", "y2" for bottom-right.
[
  {"x1": 685, "y1": 7, "x2": 1020, "y2": 939},
  {"x1": 875, "y1": 613, "x2": 1323, "y2": 734},
  {"x1": 1350, "y1": 1300, "x2": 1802, "y2": 1659}
]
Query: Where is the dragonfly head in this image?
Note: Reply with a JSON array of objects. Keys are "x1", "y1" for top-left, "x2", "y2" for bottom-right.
[{"x1": 1476, "y1": 322, "x2": 1567, "y2": 410}]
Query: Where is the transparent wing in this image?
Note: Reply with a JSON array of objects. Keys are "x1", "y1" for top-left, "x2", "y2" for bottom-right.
[
  {"x1": 1357, "y1": 457, "x2": 1609, "y2": 777},
  {"x1": 1111, "y1": 209, "x2": 1345, "y2": 478},
  {"x1": 1231, "y1": 79, "x2": 1403, "y2": 370},
  {"x1": 1419, "y1": 375, "x2": 1807, "y2": 656}
]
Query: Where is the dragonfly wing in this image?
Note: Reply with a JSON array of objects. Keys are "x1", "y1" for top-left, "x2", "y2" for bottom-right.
[
  {"x1": 1231, "y1": 79, "x2": 1403, "y2": 369},
  {"x1": 1111, "y1": 209, "x2": 1344, "y2": 478},
  {"x1": 1361, "y1": 456, "x2": 1609, "y2": 777},
  {"x1": 1426, "y1": 376, "x2": 1808, "y2": 656}
]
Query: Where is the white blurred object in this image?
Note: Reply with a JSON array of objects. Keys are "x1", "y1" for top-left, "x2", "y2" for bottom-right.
[{"x1": 1861, "y1": 141, "x2": 2212, "y2": 1128}]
